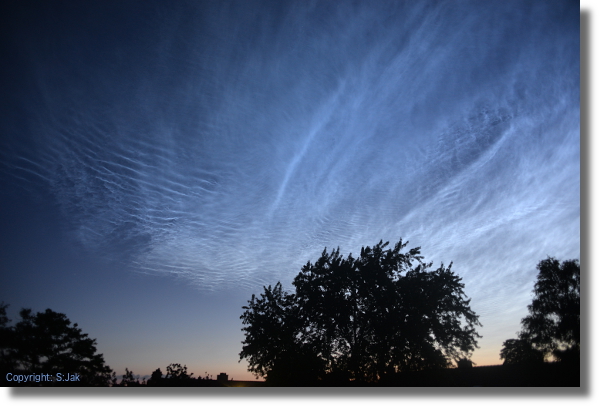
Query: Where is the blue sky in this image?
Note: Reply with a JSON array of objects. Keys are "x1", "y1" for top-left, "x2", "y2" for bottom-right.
[{"x1": 0, "y1": 0, "x2": 579, "y2": 381}]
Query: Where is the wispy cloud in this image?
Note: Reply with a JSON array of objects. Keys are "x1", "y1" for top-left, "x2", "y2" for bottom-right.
[{"x1": 1, "y1": 0, "x2": 578, "y2": 316}]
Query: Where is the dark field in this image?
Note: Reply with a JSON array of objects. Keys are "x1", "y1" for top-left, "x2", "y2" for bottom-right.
[{"x1": 236, "y1": 362, "x2": 581, "y2": 387}]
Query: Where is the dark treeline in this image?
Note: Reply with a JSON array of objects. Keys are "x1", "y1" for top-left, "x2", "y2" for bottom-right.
[
  {"x1": 238, "y1": 239, "x2": 580, "y2": 386},
  {"x1": 0, "y1": 303, "x2": 227, "y2": 387},
  {"x1": 1, "y1": 238, "x2": 580, "y2": 387},
  {"x1": 113, "y1": 364, "x2": 227, "y2": 387}
]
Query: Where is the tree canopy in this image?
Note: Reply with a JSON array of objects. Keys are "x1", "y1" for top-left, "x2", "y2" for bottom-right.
[
  {"x1": 240, "y1": 239, "x2": 481, "y2": 384},
  {"x1": 500, "y1": 257, "x2": 580, "y2": 365},
  {"x1": 499, "y1": 336, "x2": 545, "y2": 365},
  {"x1": 1, "y1": 304, "x2": 113, "y2": 386}
]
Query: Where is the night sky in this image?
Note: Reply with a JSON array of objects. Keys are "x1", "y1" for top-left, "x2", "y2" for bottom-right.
[{"x1": 1, "y1": 0, "x2": 579, "y2": 382}]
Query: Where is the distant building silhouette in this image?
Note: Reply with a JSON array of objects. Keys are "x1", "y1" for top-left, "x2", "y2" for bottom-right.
[{"x1": 217, "y1": 373, "x2": 228, "y2": 382}]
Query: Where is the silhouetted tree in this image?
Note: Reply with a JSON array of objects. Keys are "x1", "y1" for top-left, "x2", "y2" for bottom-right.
[
  {"x1": 2, "y1": 304, "x2": 113, "y2": 385},
  {"x1": 0, "y1": 302, "x2": 14, "y2": 374},
  {"x1": 240, "y1": 239, "x2": 482, "y2": 384},
  {"x1": 0, "y1": 302, "x2": 9, "y2": 330},
  {"x1": 500, "y1": 335, "x2": 544, "y2": 365},
  {"x1": 165, "y1": 363, "x2": 193, "y2": 380},
  {"x1": 147, "y1": 367, "x2": 163, "y2": 386},
  {"x1": 119, "y1": 367, "x2": 141, "y2": 386},
  {"x1": 500, "y1": 257, "x2": 579, "y2": 364}
]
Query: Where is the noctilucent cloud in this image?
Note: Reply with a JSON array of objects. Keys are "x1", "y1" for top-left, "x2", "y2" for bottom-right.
[{"x1": 1, "y1": 0, "x2": 579, "y2": 380}]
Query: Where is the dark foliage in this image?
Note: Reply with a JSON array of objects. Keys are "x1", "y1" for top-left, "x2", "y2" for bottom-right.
[
  {"x1": 166, "y1": 363, "x2": 193, "y2": 380},
  {"x1": 0, "y1": 302, "x2": 12, "y2": 374},
  {"x1": 145, "y1": 364, "x2": 223, "y2": 387},
  {"x1": 147, "y1": 367, "x2": 164, "y2": 386},
  {"x1": 500, "y1": 257, "x2": 580, "y2": 365},
  {"x1": 116, "y1": 367, "x2": 142, "y2": 386},
  {"x1": 240, "y1": 239, "x2": 481, "y2": 384},
  {"x1": 499, "y1": 336, "x2": 545, "y2": 365},
  {"x1": 1, "y1": 303, "x2": 113, "y2": 386}
]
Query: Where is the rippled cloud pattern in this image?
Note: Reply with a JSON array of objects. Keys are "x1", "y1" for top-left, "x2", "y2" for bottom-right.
[{"x1": 2, "y1": 0, "x2": 579, "y2": 303}]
